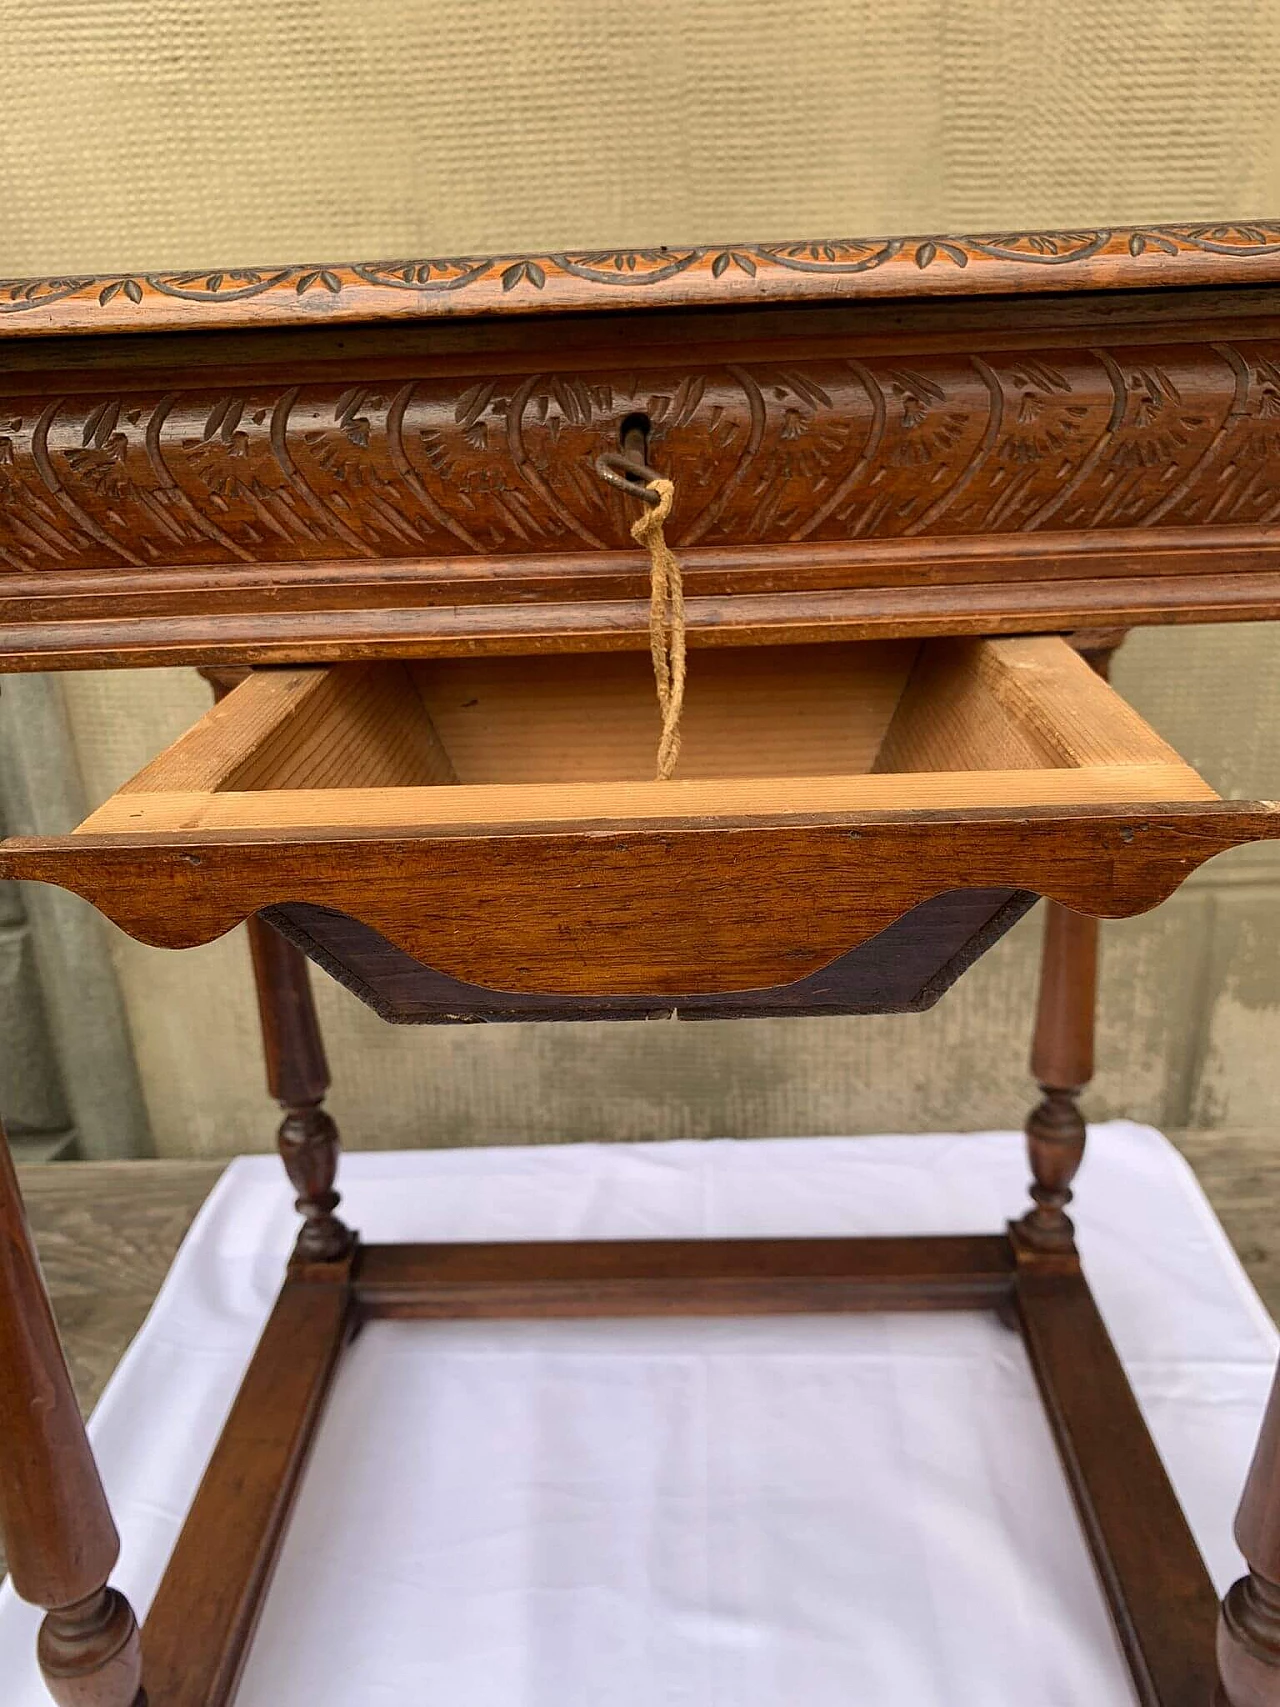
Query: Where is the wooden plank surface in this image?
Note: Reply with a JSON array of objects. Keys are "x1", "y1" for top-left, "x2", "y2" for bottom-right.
[
  {"x1": 139, "y1": 1270, "x2": 352, "y2": 1707},
  {"x1": 0, "y1": 1161, "x2": 224, "y2": 1584},
  {"x1": 354, "y1": 1233, "x2": 1014, "y2": 1319},
  {"x1": 5, "y1": 569, "x2": 1280, "y2": 672},
  {"x1": 1016, "y1": 1263, "x2": 1221, "y2": 1707},
  {"x1": 218, "y1": 664, "x2": 457, "y2": 792},
  {"x1": 74, "y1": 762, "x2": 1220, "y2": 837},
  {"x1": 409, "y1": 645, "x2": 918, "y2": 785},
  {"x1": 962, "y1": 636, "x2": 1190, "y2": 768},
  {"x1": 84, "y1": 636, "x2": 1213, "y2": 837}
]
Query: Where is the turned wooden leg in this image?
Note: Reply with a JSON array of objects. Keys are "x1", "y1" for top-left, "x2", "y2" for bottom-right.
[
  {"x1": 247, "y1": 914, "x2": 354, "y2": 1263},
  {"x1": 1218, "y1": 1363, "x2": 1280, "y2": 1705},
  {"x1": 0, "y1": 1125, "x2": 144, "y2": 1705},
  {"x1": 1016, "y1": 900, "x2": 1098, "y2": 1253},
  {"x1": 199, "y1": 667, "x2": 353, "y2": 1264},
  {"x1": 1013, "y1": 632, "x2": 1120, "y2": 1257}
]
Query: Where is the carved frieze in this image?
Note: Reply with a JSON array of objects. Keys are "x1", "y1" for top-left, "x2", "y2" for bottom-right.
[{"x1": 3, "y1": 342, "x2": 1280, "y2": 573}]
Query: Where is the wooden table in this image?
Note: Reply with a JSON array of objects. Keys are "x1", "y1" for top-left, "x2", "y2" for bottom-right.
[{"x1": 2, "y1": 220, "x2": 1280, "y2": 1707}]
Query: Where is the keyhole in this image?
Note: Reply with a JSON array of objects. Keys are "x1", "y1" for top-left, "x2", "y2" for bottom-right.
[{"x1": 618, "y1": 412, "x2": 651, "y2": 461}]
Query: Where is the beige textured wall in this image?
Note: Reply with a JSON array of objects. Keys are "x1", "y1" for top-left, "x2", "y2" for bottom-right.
[
  {"x1": 3, "y1": 0, "x2": 1280, "y2": 272},
  {"x1": 2, "y1": 0, "x2": 1277, "y2": 1152}
]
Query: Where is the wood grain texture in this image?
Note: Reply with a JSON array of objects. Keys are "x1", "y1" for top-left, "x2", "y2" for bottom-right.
[
  {"x1": 180, "y1": 665, "x2": 457, "y2": 790},
  {"x1": 6, "y1": 803, "x2": 1276, "y2": 995},
  {"x1": 227, "y1": 664, "x2": 457, "y2": 791},
  {"x1": 1232, "y1": 1361, "x2": 1280, "y2": 1580},
  {"x1": 4, "y1": 223, "x2": 1280, "y2": 338},
  {"x1": 0, "y1": 224, "x2": 1275, "y2": 1707},
  {"x1": 197, "y1": 662, "x2": 357, "y2": 1264},
  {"x1": 1218, "y1": 1361, "x2": 1280, "y2": 1707},
  {"x1": 139, "y1": 1266, "x2": 353, "y2": 1707},
  {"x1": 16, "y1": 1159, "x2": 219, "y2": 1311},
  {"x1": 105, "y1": 645, "x2": 921, "y2": 798},
  {"x1": 118, "y1": 669, "x2": 337, "y2": 794},
  {"x1": 1031, "y1": 903, "x2": 1100, "y2": 1092},
  {"x1": 263, "y1": 889, "x2": 1037, "y2": 1023},
  {"x1": 0, "y1": 1132, "x2": 122, "y2": 1611},
  {"x1": 950, "y1": 636, "x2": 1182, "y2": 768},
  {"x1": 49, "y1": 635, "x2": 1248, "y2": 1012},
  {"x1": 12, "y1": 1142, "x2": 1279, "y2": 1368},
  {"x1": 875, "y1": 633, "x2": 1179, "y2": 774},
  {"x1": 10, "y1": 1161, "x2": 225, "y2": 1419},
  {"x1": 1019, "y1": 901, "x2": 1100, "y2": 1253},
  {"x1": 70, "y1": 637, "x2": 1219, "y2": 840},
  {"x1": 246, "y1": 916, "x2": 353, "y2": 1263},
  {"x1": 3, "y1": 565, "x2": 1277, "y2": 671},
  {"x1": 1016, "y1": 639, "x2": 1115, "y2": 1253},
  {"x1": 353, "y1": 1234, "x2": 1015, "y2": 1319},
  {"x1": 0, "y1": 1132, "x2": 143, "y2": 1706},
  {"x1": 873, "y1": 641, "x2": 1051, "y2": 773},
  {"x1": 1016, "y1": 1260, "x2": 1221, "y2": 1707},
  {"x1": 408, "y1": 644, "x2": 917, "y2": 784},
  {"x1": 45, "y1": 322, "x2": 1280, "y2": 578},
  {"x1": 72, "y1": 766, "x2": 1221, "y2": 836}
]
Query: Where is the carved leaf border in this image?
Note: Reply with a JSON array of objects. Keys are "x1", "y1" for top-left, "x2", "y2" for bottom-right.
[{"x1": 5, "y1": 222, "x2": 1280, "y2": 332}]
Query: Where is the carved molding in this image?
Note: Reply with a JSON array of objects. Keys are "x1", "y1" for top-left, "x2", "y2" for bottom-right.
[
  {"x1": 4, "y1": 339, "x2": 1280, "y2": 573},
  {"x1": 5, "y1": 222, "x2": 1280, "y2": 337}
]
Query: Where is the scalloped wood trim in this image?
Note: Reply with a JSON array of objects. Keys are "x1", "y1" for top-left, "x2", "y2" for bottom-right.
[
  {"x1": 5, "y1": 221, "x2": 1280, "y2": 338},
  {"x1": 7, "y1": 804, "x2": 1277, "y2": 992}
]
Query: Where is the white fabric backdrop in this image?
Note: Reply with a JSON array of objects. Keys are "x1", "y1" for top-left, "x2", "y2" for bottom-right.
[{"x1": 2, "y1": 1123, "x2": 1274, "y2": 1705}]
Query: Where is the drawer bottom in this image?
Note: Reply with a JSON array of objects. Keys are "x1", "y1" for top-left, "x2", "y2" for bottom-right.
[{"x1": 262, "y1": 889, "x2": 1038, "y2": 1023}]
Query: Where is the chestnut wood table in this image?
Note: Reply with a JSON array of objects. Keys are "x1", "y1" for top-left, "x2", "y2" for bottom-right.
[{"x1": 1, "y1": 220, "x2": 1280, "y2": 1706}]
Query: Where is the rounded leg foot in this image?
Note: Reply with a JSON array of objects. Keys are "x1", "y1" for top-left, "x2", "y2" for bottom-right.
[{"x1": 38, "y1": 1587, "x2": 145, "y2": 1707}]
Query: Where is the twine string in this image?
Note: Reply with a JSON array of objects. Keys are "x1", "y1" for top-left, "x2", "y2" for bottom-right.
[{"x1": 630, "y1": 476, "x2": 685, "y2": 780}]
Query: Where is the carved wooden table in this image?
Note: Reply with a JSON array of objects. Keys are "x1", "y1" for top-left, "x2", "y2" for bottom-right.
[{"x1": 1, "y1": 222, "x2": 1280, "y2": 1707}]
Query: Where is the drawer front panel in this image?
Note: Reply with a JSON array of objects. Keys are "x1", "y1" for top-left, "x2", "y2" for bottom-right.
[
  {"x1": 4, "y1": 810, "x2": 1277, "y2": 999},
  {"x1": 3, "y1": 341, "x2": 1279, "y2": 575}
]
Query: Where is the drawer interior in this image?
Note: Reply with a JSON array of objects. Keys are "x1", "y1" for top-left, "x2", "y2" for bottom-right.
[{"x1": 77, "y1": 635, "x2": 1216, "y2": 837}]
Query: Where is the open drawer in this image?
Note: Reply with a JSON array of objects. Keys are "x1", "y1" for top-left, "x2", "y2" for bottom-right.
[{"x1": 2, "y1": 637, "x2": 1276, "y2": 1021}]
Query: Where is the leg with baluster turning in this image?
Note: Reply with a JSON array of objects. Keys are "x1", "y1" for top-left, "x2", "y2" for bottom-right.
[
  {"x1": 1014, "y1": 635, "x2": 1120, "y2": 1255},
  {"x1": 247, "y1": 914, "x2": 353, "y2": 1262},
  {"x1": 0, "y1": 1124, "x2": 144, "y2": 1706},
  {"x1": 1015, "y1": 899, "x2": 1098, "y2": 1253},
  {"x1": 1218, "y1": 1364, "x2": 1280, "y2": 1704},
  {"x1": 199, "y1": 668, "x2": 353, "y2": 1263}
]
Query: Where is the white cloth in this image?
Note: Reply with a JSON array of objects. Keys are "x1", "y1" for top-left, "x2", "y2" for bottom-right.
[{"x1": 1, "y1": 1124, "x2": 1275, "y2": 1706}]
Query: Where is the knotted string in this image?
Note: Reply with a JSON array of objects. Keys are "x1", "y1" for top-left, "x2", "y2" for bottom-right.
[{"x1": 629, "y1": 477, "x2": 685, "y2": 779}]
